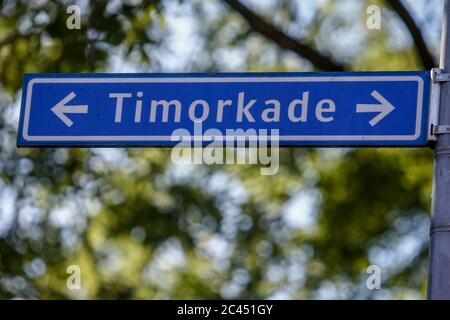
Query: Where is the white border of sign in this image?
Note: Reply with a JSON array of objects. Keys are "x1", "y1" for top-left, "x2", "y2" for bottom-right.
[{"x1": 22, "y1": 76, "x2": 424, "y2": 142}]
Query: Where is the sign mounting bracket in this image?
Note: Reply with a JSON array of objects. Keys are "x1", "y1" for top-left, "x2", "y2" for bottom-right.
[{"x1": 429, "y1": 68, "x2": 446, "y2": 141}]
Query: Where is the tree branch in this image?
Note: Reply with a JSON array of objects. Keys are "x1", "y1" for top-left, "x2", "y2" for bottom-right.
[
  {"x1": 222, "y1": 0, "x2": 347, "y2": 71},
  {"x1": 386, "y1": 0, "x2": 436, "y2": 69}
]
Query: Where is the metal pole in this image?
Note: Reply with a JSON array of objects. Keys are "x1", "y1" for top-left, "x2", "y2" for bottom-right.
[{"x1": 428, "y1": 0, "x2": 450, "y2": 300}]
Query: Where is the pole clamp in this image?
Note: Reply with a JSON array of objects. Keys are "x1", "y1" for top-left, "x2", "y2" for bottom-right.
[
  {"x1": 430, "y1": 223, "x2": 450, "y2": 234},
  {"x1": 432, "y1": 125, "x2": 450, "y2": 135},
  {"x1": 432, "y1": 68, "x2": 450, "y2": 83}
]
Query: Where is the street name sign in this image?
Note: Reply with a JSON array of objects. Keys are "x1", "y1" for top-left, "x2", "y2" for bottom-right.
[{"x1": 17, "y1": 72, "x2": 431, "y2": 147}]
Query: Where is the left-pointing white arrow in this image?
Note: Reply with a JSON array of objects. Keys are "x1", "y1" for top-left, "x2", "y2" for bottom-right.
[
  {"x1": 51, "y1": 92, "x2": 88, "y2": 127},
  {"x1": 356, "y1": 90, "x2": 395, "y2": 127}
]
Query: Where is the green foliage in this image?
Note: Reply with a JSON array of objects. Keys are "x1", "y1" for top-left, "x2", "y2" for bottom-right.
[
  {"x1": 0, "y1": 0, "x2": 438, "y2": 299},
  {"x1": 0, "y1": 0, "x2": 164, "y2": 92}
]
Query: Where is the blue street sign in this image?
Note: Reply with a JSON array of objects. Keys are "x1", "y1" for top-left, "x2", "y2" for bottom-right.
[{"x1": 17, "y1": 71, "x2": 431, "y2": 147}]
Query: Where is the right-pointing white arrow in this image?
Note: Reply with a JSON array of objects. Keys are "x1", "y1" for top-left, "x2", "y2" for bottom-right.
[
  {"x1": 356, "y1": 90, "x2": 395, "y2": 127},
  {"x1": 51, "y1": 92, "x2": 88, "y2": 127}
]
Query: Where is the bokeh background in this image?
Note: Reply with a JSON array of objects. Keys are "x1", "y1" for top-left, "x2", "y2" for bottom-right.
[{"x1": 0, "y1": 0, "x2": 443, "y2": 299}]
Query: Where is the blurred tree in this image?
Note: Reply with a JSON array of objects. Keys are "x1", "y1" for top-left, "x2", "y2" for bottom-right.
[{"x1": 0, "y1": 0, "x2": 439, "y2": 299}]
